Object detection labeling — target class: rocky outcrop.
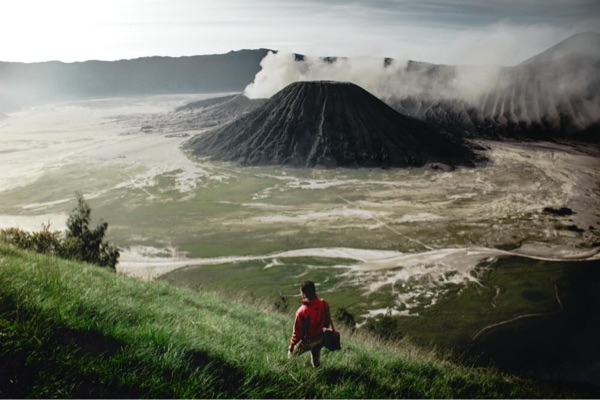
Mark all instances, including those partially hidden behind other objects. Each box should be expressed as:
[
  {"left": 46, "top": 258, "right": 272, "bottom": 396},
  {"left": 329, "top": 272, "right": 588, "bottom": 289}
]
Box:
[
  {"left": 186, "top": 81, "right": 480, "bottom": 168},
  {"left": 125, "top": 93, "right": 267, "bottom": 135},
  {"left": 174, "top": 94, "right": 267, "bottom": 128}
]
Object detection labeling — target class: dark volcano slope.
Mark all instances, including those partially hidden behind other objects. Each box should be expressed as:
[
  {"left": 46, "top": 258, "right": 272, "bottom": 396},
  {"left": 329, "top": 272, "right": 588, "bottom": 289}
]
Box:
[
  {"left": 186, "top": 81, "right": 479, "bottom": 168},
  {"left": 387, "top": 33, "right": 600, "bottom": 141}
]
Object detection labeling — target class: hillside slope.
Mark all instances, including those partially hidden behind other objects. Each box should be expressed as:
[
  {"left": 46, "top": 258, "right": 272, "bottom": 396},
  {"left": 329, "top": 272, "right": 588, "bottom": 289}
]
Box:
[
  {"left": 0, "top": 243, "right": 593, "bottom": 398},
  {"left": 386, "top": 33, "right": 600, "bottom": 140}
]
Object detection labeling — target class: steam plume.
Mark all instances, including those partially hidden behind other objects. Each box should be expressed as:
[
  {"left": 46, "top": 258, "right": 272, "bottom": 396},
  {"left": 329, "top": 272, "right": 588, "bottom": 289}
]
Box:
[{"left": 243, "top": 51, "right": 502, "bottom": 105}]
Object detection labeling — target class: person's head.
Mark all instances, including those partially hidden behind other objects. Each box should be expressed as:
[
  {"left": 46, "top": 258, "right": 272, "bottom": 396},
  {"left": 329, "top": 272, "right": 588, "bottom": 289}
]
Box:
[{"left": 300, "top": 281, "right": 317, "bottom": 300}]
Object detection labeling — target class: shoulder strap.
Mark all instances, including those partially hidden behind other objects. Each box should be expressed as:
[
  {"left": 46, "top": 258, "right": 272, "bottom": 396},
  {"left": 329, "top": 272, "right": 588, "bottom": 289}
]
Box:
[{"left": 324, "top": 300, "right": 335, "bottom": 331}]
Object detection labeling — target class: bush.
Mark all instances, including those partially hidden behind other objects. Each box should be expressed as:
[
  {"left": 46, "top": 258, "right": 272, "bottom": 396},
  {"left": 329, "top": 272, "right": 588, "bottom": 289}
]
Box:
[
  {"left": 30, "top": 223, "right": 63, "bottom": 254},
  {"left": 335, "top": 307, "right": 357, "bottom": 331},
  {"left": 274, "top": 292, "right": 289, "bottom": 312},
  {"left": 0, "top": 194, "right": 119, "bottom": 269},
  {"left": 0, "top": 224, "right": 62, "bottom": 255},
  {"left": 62, "top": 193, "right": 120, "bottom": 269},
  {"left": 363, "top": 310, "right": 402, "bottom": 341},
  {"left": 0, "top": 227, "right": 31, "bottom": 249}
]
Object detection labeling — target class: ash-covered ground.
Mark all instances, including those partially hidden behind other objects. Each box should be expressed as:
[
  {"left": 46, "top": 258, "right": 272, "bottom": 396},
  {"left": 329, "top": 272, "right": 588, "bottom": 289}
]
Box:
[{"left": 1, "top": 95, "right": 599, "bottom": 314}]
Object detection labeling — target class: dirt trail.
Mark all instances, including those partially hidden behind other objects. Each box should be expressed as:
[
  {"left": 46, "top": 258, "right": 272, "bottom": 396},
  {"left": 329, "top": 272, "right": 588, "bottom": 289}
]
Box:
[{"left": 472, "top": 283, "right": 564, "bottom": 341}]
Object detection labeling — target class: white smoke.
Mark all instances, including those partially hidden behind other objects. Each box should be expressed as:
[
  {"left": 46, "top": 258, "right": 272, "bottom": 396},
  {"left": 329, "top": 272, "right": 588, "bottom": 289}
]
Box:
[
  {"left": 242, "top": 41, "right": 600, "bottom": 131},
  {"left": 243, "top": 51, "right": 502, "bottom": 104},
  {"left": 243, "top": 52, "right": 402, "bottom": 99}
]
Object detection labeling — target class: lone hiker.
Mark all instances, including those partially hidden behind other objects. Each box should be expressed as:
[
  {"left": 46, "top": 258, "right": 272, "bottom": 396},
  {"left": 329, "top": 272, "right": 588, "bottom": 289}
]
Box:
[{"left": 288, "top": 281, "right": 333, "bottom": 368}]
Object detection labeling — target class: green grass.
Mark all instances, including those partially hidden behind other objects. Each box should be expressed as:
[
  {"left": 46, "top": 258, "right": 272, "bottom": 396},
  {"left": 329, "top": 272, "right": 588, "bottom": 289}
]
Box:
[
  {"left": 158, "top": 252, "right": 600, "bottom": 394},
  {"left": 159, "top": 257, "right": 400, "bottom": 324},
  {"left": 395, "top": 257, "right": 600, "bottom": 345},
  {"left": 0, "top": 243, "right": 595, "bottom": 398}
]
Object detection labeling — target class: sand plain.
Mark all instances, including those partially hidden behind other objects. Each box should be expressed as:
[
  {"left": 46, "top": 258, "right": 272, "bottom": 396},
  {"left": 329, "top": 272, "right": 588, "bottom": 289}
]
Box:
[{"left": 1, "top": 95, "right": 599, "bottom": 312}]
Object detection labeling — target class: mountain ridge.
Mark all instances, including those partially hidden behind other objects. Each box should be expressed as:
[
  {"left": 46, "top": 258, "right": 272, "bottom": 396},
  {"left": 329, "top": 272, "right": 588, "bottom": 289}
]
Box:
[
  {"left": 198, "top": 32, "right": 597, "bottom": 142},
  {"left": 520, "top": 31, "right": 600, "bottom": 65},
  {"left": 0, "top": 49, "right": 272, "bottom": 112},
  {"left": 2, "top": 33, "right": 598, "bottom": 141},
  {"left": 382, "top": 32, "right": 600, "bottom": 141}
]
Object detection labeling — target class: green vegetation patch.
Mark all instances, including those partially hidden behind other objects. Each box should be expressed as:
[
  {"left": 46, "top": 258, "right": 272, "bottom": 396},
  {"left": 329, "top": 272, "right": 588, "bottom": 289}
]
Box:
[
  {"left": 384, "top": 256, "right": 600, "bottom": 388},
  {"left": 159, "top": 257, "right": 406, "bottom": 323},
  {"left": 1, "top": 244, "right": 588, "bottom": 398},
  {"left": 160, "top": 252, "right": 600, "bottom": 393},
  {"left": 160, "top": 257, "right": 359, "bottom": 311}
]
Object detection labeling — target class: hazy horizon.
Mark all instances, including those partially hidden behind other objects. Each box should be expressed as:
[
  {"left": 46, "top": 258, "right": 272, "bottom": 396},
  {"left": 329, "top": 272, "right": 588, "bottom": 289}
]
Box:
[{"left": 1, "top": 0, "right": 599, "bottom": 65}]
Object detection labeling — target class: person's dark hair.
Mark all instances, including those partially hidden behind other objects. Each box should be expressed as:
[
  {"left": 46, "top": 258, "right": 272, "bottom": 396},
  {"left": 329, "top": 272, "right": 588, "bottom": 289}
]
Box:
[{"left": 301, "top": 281, "right": 317, "bottom": 299}]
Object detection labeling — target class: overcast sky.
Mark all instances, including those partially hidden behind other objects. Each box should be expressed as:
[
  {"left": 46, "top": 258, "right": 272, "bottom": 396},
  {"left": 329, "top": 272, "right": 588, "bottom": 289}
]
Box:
[{"left": 1, "top": 0, "right": 598, "bottom": 65}]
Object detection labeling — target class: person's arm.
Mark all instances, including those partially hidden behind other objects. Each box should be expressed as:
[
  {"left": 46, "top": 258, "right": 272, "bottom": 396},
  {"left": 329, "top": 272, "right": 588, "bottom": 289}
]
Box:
[
  {"left": 324, "top": 301, "right": 334, "bottom": 330},
  {"left": 289, "top": 310, "right": 304, "bottom": 350}
]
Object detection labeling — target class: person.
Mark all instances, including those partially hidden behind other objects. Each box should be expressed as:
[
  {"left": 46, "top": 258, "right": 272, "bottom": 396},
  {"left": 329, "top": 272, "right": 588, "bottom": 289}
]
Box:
[{"left": 288, "top": 281, "right": 333, "bottom": 368}]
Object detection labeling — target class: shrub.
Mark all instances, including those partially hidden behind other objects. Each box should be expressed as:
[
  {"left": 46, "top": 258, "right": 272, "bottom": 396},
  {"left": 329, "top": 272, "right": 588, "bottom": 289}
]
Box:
[
  {"left": 274, "top": 292, "right": 289, "bottom": 312},
  {"left": 363, "top": 309, "right": 402, "bottom": 340},
  {"left": 335, "top": 307, "right": 357, "bottom": 331},
  {"left": 62, "top": 193, "right": 120, "bottom": 269},
  {"left": 0, "top": 224, "right": 62, "bottom": 255},
  {"left": 0, "top": 194, "right": 119, "bottom": 269},
  {"left": 0, "top": 227, "right": 31, "bottom": 249},
  {"left": 30, "top": 223, "right": 63, "bottom": 254}
]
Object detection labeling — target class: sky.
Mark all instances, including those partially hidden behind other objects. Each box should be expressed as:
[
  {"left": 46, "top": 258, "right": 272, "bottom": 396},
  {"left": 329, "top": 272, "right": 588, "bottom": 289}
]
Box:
[{"left": 1, "top": 0, "right": 599, "bottom": 65}]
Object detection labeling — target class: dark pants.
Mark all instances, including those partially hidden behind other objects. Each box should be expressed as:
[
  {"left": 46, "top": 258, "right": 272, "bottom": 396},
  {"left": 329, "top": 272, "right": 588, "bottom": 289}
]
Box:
[{"left": 288, "top": 337, "right": 324, "bottom": 368}]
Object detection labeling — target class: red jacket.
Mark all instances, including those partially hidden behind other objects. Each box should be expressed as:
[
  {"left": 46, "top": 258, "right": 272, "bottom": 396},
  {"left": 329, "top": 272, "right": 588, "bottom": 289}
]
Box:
[{"left": 289, "top": 297, "right": 331, "bottom": 349}]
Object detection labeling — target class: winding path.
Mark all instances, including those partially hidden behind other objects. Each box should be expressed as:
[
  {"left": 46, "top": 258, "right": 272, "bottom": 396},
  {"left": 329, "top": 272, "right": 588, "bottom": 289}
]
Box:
[{"left": 472, "top": 283, "right": 563, "bottom": 341}]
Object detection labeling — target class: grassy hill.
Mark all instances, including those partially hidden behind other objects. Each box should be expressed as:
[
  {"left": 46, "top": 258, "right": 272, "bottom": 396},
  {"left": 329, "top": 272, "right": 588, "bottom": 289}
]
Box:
[{"left": 0, "top": 243, "right": 593, "bottom": 398}]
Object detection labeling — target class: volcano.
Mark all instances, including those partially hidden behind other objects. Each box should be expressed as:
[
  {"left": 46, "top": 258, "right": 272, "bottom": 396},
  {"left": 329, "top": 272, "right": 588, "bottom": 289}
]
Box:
[
  {"left": 387, "top": 32, "right": 600, "bottom": 141},
  {"left": 186, "top": 81, "right": 479, "bottom": 168}
]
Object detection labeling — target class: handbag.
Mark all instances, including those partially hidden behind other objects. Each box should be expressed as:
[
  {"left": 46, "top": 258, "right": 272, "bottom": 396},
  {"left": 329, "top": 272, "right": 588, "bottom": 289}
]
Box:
[
  {"left": 323, "top": 329, "right": 341, "bottom": 351},
  {"left": 323, "top": 301, "right": 341, "bottom": 351}
]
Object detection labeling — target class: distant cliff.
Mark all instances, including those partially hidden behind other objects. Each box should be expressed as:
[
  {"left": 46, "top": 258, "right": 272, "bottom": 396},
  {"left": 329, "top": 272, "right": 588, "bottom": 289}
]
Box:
[
  {"left": 386, "top": 33, "right": 600, "bottom": 141},
  {"left": 0, "top": 49, "right": 271, "bottom": 112}
]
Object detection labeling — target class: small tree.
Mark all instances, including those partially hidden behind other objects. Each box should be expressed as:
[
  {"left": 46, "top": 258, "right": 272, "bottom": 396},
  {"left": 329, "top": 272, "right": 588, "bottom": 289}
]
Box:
[{"left": 61, "top": 193, "right": 120, "bottom": 269}]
